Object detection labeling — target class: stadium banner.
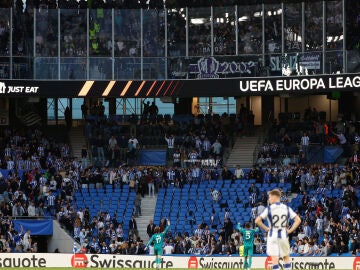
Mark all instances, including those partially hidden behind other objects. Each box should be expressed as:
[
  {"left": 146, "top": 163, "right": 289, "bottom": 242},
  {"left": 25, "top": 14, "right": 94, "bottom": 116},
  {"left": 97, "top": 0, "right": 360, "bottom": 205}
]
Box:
[
  {"left": 0, "top": 253, "right": 358, "bottom": 269},
  {"left": 269, "top": 52, "right": 322, "bottom": 76},
  {"left": 0, "top": 73, "right": 359, "bottom": 98},
  {"left": 13, "top": 219, "right": 53, "bottom": 236}
]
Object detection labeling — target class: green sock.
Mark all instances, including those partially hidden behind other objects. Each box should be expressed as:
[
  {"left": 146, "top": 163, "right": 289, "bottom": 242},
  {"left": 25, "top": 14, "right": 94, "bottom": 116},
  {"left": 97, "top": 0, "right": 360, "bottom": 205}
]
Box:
[
  {"left": 249, "top": 257, "right": 252, "bottom": 268},
  {"left": 244, "top": 258, "right": 248, "bottom": 268}
]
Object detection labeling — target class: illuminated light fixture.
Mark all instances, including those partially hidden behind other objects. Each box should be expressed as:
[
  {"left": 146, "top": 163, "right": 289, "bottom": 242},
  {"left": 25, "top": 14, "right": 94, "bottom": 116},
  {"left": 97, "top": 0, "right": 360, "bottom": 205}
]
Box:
[
  {"left": 238, "top": 16, "right": 249, "bottom": 21},
  {"left": 191, "top": 18, "right": 205, "bottom": 24},
  {"left": 78, "top": 81, "right": 94, "bottom": 96},
  {"left": 254, "top": 11, "right": 263, "bottom": 17},
  {"left": 120, "top": 81, "right": 132, "bottom": 97},
  {"left": 102, "top": 81, "right": 116, "bottom": 96}
]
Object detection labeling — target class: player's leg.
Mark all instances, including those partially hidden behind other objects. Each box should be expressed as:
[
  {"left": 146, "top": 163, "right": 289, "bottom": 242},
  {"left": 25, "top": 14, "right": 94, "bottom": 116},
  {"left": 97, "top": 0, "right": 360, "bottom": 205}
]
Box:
[
  {"left": 271, "top": 256, "right": 280, "bottom": 270},
  {"left": 154, "top": 247, "right": 160, "bottom": 270},
  {"left": 279, "top": 238, "right": 292, "bottom": 270},
  {"left": 247, "top": 245, "right": 254, "bottom": 269},
  {"left": 243, "top": 246, "right": 249, "bottom": 269},
  {"left": 244, "top": 256, "right": 248, "bottom": 269},
  {"left": 266, "top": 237, "right": 280, "bottom": 270},
  {"left": 155, "top": 246, "right": 163, "bottom": 269}
]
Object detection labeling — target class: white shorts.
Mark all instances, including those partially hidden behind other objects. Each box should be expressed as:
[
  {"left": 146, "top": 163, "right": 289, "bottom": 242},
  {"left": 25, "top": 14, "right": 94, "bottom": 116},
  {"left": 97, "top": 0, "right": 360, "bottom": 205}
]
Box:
[{"left": 266, "top": 234, "right": 290, "bottom": 257}]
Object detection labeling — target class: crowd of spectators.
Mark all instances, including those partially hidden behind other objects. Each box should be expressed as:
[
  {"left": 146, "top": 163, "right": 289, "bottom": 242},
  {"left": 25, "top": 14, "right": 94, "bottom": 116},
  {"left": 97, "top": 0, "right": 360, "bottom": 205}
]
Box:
[
  {"left": 85, "top": 110, "right": 237, "bottom": 168},
  {"left": 0, "top": 106, "right": 359, "bottom": 257},
  {"left": 64, "top": 160, "right": 360, "bottom": 257}
]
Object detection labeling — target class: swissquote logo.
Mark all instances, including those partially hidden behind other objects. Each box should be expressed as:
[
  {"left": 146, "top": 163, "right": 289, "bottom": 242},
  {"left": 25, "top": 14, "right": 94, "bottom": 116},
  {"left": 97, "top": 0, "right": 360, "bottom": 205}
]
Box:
[
  {"left": 188, "top": 256, "right": 199, "bottom": 268},
  {"left": 265, "top": 256, "right": 273, "bottom": 270},
  {"left": 0, "top": 81, "right": 39, "bottom": 94},
  {"left": 71, "top": 254, "right": 89, "bottom": 268},
  {"left": 353, "top": 257, "right": 360, "bottom": 270}
]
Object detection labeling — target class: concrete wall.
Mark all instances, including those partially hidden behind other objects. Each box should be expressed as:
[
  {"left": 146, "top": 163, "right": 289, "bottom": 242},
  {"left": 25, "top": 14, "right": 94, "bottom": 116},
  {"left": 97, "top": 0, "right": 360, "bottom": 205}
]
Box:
[{"left": 48, "top": 220, "right": 78, "bottom": 253}]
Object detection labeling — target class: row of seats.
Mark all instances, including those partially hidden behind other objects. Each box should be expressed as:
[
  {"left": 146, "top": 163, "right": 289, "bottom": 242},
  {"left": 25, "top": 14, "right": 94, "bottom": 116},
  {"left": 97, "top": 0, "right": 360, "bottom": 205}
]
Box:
[
  {"left": 73, "top": 185, "right": 136, "bottom": 231},
  {"left": 72, "top": 180, "right": 293, "bottom": 237},
  {"left": 154, "top": 181, "right": 291, "bottom": 233}
]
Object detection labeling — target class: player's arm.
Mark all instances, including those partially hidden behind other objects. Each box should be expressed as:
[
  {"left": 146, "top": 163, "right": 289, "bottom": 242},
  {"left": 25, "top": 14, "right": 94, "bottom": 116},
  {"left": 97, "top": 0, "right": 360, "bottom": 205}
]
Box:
[
  {"left": 255, "top": 215, "right": 269, "bottom": 232},
  {"left": 287, "top": 215, "right": 301, "bottom": 234},
  {"left": 144, "top": 235, "right": 154, "bottom": 250},
  {"left": 236, "top": 223, "right": 242, "bottom": 232},
  {"left": 163, "top": 219, "right": 171, "bottom": 235}
]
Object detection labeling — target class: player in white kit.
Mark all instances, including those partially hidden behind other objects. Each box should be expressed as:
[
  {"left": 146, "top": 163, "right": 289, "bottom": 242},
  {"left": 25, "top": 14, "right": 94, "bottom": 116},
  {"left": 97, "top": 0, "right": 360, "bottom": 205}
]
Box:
[{"left": 255, "top": 189, "right": 301, "bottom": 270}]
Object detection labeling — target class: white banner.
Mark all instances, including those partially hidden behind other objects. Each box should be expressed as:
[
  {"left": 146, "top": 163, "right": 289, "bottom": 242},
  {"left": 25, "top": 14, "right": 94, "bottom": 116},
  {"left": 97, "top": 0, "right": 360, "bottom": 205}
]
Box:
[{"left": 0, "top": 253, "right": 358, "bottom": 269}]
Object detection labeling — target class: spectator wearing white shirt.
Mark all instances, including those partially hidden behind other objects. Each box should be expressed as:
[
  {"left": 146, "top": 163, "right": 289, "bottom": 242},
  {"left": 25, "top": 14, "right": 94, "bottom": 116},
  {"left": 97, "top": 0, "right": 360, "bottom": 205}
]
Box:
[
  {"left": 163, "top": 240, "right": 174, "bottom": 254},
  {"left": 234, "top": 165, "right": 244, "bottom": 179},
  {"left": 27, "top": 201, "right": 36, "bottom": 217},
  {"left": 300, "top": 132, "right": 310, "bottom": 159}
]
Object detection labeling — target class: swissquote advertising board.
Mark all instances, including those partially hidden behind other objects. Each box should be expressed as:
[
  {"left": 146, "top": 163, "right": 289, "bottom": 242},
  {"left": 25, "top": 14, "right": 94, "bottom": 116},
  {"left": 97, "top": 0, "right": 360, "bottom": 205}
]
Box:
[
  {"left": 0, "top": 253, "right": 359, "bottom": 269},
  {"left": 0, "top": 73, "right": 359, "bottom": 97}
]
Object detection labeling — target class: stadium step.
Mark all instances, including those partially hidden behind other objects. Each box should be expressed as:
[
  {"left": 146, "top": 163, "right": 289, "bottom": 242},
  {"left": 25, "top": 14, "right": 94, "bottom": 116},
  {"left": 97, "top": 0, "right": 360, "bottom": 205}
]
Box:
[
  {"left": 68, "top": 126, "right": 90, "bottom": 164},
  {"left": 135, "top": 194, "right": 158, "bottom": 242},
  {"left": 225, "top": 126, "right": 267, "bottom": 168}
]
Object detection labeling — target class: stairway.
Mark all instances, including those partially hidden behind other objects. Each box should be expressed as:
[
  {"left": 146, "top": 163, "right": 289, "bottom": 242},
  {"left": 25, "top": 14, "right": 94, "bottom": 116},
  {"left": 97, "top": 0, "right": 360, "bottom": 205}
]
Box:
[
  {"left": 136, "top": 194, "right": 157, "bottom": 242},
  {"left": 68, "top": 126, "right": 88, "bottom": 160},
  {"left": 225, "top": 136, "right": 259, "bottom": 168}
]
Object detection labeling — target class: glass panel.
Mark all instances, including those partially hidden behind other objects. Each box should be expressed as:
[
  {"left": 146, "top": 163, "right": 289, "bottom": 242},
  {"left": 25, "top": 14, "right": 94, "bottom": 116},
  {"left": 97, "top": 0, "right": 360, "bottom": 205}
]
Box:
[
  {"left": 237, "top": 5, "right": 262, "bottom": 54},
  {"left": 89, "top": 58, "right": 113, "bottom": 79},
  {"left": 143, "top": 58, "right": 166, "bottom": 79},
  {"left": 13, "top": 8, "right": 33, "bottom": 57},
  {"left": 305, "top": 2, "right": 323, "bottom": 51},
  {"left": 211, "top": 97, "right": 236, "bottom": 115},
  {"left": 0, "top": 57, "right": 9, "bottom": 79},
  {"left": 57, "top": 98, "right": 69, "bottom": 120},
  {"left": 154, "top": 98, "right": 174, "bottom": 116},
  {"left": 89, "top": 9, "right": 112, "bottom": 56},
  {"left": 114, "top": 58, "right": 141, "bottom": 80},
  {"left": 72, "top": 98, "right": 85, "bottom": 119},
  {"left": 34, "top": 57, "right": 58, "bottom": 79},
  {"left": 115, "top": 98, "right": 138, "bottom": 115},
  {"left": 167, "top": 57, "right": 189, "bottom": 79},
  {"left": 345, "top": 0, "right": 360, "bottom": 50},
  {"left": 60, "top": 9, "right": 87, "bottom": 57},
  {"left": 47, "top": 98, "right": 55, "bottom": 120},
  {"left": 0, "top": 9, "right": 10, "bottom": 56},
  {"left": 60, "top": 57, "right": 87, "bottom": 79},
  {"left": 114, "top": 9, "right": 140, "bottom": 57},
  {"left": 167, "top": 8, "right": 186, "bottom": 57},
  {"left": 284, "top": 3, "right": 302, "bottom": 52},
  {"left": 265, "top": 4, "right": 282, "bottom": 54},
  {"left": 347, "top": 50, "right": 360, "bottom": 73},
  {"left": 325, "top": 51, "right": 343, "bottom": 74},
  {"left": 326, "top": 1, "right": 343, "bottom": 51},
  {"left": 13, "top": 57, "right": 32, "bottom": 79},
  {"left": 35, "top": 8, "right": 58, "bottom": 56},
  {"left": 213, "top": 6, "right": 236, "bottom": 55},
  {"left": 188, "top": 7, "right": 211, "bottom": 56},
  {"left": 143, "top": 9, "right": 165, "bottom": 57}
]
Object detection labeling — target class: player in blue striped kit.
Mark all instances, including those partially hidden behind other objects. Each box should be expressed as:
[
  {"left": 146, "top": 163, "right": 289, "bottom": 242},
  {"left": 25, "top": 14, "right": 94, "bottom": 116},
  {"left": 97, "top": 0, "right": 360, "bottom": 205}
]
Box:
[{"left": 255, "top": 189, "right": 301, "bottom": 270}]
